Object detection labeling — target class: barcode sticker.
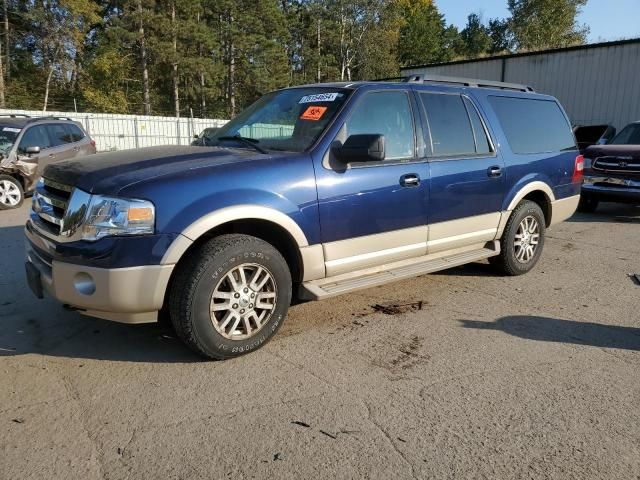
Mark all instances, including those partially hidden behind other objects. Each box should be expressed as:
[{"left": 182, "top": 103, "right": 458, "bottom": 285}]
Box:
[{"left": 299, "top": 93, "right": 339, "bottom": 104}]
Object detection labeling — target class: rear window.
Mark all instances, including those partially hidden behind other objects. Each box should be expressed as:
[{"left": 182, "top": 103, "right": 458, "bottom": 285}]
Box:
[
  {"left": 67, "top": 124, "right": 85, "bottom": 142},
  {"left": 489, "top": 96, "right": 576, "bottom": 154},
  {"left": 47, "top": 124, "right": 73, "bottom": 146},
  {"left": 420, "top": 93, "right": 476, "bottom": 156}
]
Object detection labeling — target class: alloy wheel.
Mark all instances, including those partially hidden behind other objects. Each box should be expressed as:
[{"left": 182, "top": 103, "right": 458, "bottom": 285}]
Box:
[
  {"left": 514, "top": 215, "right": 540, "bottom": 263},
  {"left": 0, "top": 179, "right": 21, "bottom": 207},
  {"left": 209, "top": 263, "right": 278, "bottom": 340}
]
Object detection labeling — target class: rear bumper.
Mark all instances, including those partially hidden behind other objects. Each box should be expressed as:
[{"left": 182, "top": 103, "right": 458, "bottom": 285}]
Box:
[
  {"left": 26, "top": 236, "right": 173, "bottom": 324},
  {"left": 550, "top": 195, "right": 580, "bottom": 226},
  {"left": 582, "top": 175, "right": 640, "bottom": 204}
]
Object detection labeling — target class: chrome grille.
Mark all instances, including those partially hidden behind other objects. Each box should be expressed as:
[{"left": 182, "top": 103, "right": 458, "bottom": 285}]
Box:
[
  {"left": 592, "top": 156, "right": 640, "bottom": 174},
  {"left": 31, "top": 178, "right": 91, "bottom": 241},
  {"left": 33, "top": 178, "right": 73, "bottom": 235}
]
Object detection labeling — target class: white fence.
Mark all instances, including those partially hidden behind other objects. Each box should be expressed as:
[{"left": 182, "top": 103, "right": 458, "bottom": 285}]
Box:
[{"left": 0, "top": 109, "right": 228, "bottom": 152}]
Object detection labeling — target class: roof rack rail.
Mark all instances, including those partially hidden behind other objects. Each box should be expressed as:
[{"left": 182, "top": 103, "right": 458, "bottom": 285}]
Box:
[
  {"left": 38, "top": 115, "right": 74, "bottom": 121},
  {"left": 0, "top": 113, "right": 31, "bottom": 118},
  {"left": 404, "top": 74, "right": 534, "bottom": 92}
]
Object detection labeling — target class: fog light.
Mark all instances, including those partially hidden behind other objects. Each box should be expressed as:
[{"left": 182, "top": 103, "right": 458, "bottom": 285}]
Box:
[{"left": 73, "top": 272, "right": 96, "bottom": 296}]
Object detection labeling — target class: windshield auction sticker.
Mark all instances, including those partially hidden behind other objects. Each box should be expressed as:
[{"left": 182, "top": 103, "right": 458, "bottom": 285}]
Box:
[
  {"left": 2, "top": 127, "right": 21, "bottom": 133},
  {"left": 299, "top": 93, "right": 339, "bottom": 104},
  {"left": 300, "top": 106, "right": 328, "bottom": 121}
]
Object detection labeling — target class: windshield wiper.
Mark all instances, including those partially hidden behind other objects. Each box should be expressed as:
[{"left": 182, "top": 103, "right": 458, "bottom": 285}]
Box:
[{"left": 217, "top": 135, "right": 268, "bottom": 154}]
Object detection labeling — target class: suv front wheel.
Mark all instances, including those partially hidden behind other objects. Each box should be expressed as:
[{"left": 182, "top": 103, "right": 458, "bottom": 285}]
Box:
[
  {"left": 169, "top": 234, "right": 292, "bottom": 360},
  {"left": 0, "top": 175, "right": 24, "bottom": 210},
  {"left": 490, "top": 200, "right": 546, "bottom": 276}
]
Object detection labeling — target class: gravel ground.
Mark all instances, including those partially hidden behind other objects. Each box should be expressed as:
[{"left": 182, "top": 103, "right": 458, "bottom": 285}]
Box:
[{"left": 1, "top": 202, "right": 639, "bottom": 480}]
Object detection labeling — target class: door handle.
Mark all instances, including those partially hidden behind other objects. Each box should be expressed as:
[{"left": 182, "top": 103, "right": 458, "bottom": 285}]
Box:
[
  {"left": 400, "top": 174, "right": 420, "bottom": 187},
  {"left": 48, "top": 154, "right": 56, "bottom": 158},
  {"left": 487, "top": 166, "right": 502, "bottom": 178}
]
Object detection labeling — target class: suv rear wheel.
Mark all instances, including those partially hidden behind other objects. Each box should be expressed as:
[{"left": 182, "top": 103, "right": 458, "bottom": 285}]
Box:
[
  {"left": 0, "top": 175, "right": 24, "bottom": 210},
  {"left": 490, "top": 200, "right": 546, "bottom": 276},
  {"left": 169, "top": 234, "right": 292, "bottom": 360}
]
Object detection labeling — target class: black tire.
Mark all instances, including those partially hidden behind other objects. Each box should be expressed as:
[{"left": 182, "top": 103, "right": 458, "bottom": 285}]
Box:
[
  {"left": 0, "top": 174, "right": 24, "bottom": 210},
  {"left": 490, "top": 200, "right": 546, "bottom": 276},
  {"left": 169, "top": 234, "right": 292, "bottom": 360},
  {"left": 577, "top": 194, "right": 599, "bottom": 213}
]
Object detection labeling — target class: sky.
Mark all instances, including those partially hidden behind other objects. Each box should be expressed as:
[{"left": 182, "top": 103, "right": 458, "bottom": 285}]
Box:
[{"left": 436, "top": 0, "right": 640, "bottom": 43}]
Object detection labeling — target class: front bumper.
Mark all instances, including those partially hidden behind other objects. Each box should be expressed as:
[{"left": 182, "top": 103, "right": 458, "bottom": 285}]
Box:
[
  {"left": 25, "top": 233, "right": 174, "bottom": 324},
  {"left": 582, "top": 175, "right": 640, "bottom": 204}
]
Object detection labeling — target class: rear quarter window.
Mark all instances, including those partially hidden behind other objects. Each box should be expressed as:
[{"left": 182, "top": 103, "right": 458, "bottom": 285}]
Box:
[{"left": 489, "top": 96, "right": 576, "bottom": 154}]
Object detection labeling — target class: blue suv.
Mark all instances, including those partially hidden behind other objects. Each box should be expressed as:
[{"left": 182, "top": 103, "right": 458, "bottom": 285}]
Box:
[{"left": 24, "top": 76, "right": 583, "bottom": 359}]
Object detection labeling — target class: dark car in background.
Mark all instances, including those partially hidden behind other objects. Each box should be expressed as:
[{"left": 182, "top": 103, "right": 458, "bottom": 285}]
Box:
[
  {"left": 573, "top": 124, "right": 616, "bottom": 154},
  {"left": 0, "top": 115, "right": 96, "bottom": 209},
  {"left": 191, "top": 127, "right": 220, "bottom": 146},
  {"left": 579, "top": 121, "right": 640, "bottom": 212}
]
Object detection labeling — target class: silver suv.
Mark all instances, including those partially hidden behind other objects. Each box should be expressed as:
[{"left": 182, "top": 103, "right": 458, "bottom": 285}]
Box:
[{"left": 0, "top": 115, "right": 96, "bottom": 209}]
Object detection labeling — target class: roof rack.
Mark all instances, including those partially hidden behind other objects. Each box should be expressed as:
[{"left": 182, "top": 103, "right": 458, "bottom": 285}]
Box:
[
  {"left": 0, "top": 113, "right": 31, "bottom": 118},
  {"left": 39, "top": 115, "right": 74, "bottom": 121},
  {"left": 404, "top": 74, "right": 535, "bottom": 92}
]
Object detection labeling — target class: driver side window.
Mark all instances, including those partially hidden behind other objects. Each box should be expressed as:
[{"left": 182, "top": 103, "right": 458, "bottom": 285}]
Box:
[
  {"left": 345, "top": 91, "right": 415, "bottom": 161},
  {"left": 18, "top": 126, "right": 51, "bottom": 154}
]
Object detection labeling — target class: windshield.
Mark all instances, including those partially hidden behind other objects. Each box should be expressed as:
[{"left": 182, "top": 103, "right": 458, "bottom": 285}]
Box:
[
  {"left": 208, "top": 87, "right": 351, "bottom": 152},
  {"left": 610, "top": 123, "right": 640, "bottom": 145},
  {"left": 0, "top": 125, "right": 21, "bottom": 155}
]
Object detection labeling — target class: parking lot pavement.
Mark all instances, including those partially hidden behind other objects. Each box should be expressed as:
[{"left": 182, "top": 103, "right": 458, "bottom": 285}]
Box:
[{"left": 1, "top": 202, "right": 639, "bottom": 480}]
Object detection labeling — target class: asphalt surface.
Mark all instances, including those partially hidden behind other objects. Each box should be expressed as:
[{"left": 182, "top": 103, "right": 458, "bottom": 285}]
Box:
[{"left": 1, "top": 201, "right": 639, "bottom": 480}]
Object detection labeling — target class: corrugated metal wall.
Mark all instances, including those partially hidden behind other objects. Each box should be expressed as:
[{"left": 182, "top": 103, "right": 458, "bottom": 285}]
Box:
[{"left": 402, "top": 40, "right": 640, "bottom": 130}]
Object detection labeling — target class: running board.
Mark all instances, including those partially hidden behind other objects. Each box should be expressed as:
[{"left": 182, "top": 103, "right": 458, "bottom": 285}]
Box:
[{"left": 300, "top": 242, "right": 500, "bottom": 301}]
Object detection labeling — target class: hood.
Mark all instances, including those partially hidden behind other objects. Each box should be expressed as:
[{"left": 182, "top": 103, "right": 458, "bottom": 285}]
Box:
[
  {"left": 584, "top": 144, "right": 640, "bottom": 160},
  {"left": 43, "top": 145, "right": 265, "bottom": 194}
]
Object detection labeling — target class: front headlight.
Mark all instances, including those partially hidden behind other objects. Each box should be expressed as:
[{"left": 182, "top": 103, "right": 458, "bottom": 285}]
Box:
[{"left": 82, "top": 195, "right": 155, "bottom": 241}]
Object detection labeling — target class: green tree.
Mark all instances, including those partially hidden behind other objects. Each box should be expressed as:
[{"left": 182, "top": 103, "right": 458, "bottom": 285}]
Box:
[
  {"left": 397, "top": 0, "right": 456, "bottom": 66},
  {"left": 487, "top": 18, "right": 514, "bottom": 54},
  {"left": 508, "top": 0, "right": 589, "bottom": 51},
  {"left": 460, "top": 13, "right": 491, "bottom": 58}
]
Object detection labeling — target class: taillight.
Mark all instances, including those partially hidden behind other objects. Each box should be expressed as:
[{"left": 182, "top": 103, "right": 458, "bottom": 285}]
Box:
[
  {"left": 90, "top": 139, "right": 96, "bottom": 150},
  {"left": 573, "top": 154, "right": 584, "bottom": 183}
]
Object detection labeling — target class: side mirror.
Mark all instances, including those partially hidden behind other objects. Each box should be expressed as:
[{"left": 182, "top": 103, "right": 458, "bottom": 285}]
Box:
[
  {"left": 25, "top": 146, "right": 41, "bottom": 155},
  {"left": 332, "top": 134, "right": 385, "bottom": 163},
  {"left": 193, "top": 134, "right": 199, "bottom": 139}
]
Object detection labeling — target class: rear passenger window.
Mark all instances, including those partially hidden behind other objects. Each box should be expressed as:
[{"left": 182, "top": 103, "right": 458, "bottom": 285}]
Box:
[
  {"left": 420, "top": 93, "right": 476, "bottom": 156},
  {"left": 47, "top": 124, "right": 73, "bottom": 147},
  {"left": 67, "top": 124, "right": 85, "bottom": 142},
  {"left": 489, "top": 96, "right": 576, "bottom": 154},
  {"left": 463, "top": 97, "right": 492, "bottom": 155}
]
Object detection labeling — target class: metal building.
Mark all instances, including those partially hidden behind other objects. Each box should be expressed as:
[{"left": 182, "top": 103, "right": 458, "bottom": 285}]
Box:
[{"left": 401, "top": 38, "right": 640, "bottom": 130}]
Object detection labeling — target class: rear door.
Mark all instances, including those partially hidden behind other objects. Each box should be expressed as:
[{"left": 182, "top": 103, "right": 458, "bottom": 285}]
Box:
[
  {"left": 45, "top": 123, "right": 77, "bottom": 165},
  {"left": 418, "top": 91, "right": 505, "bottom": 253}
]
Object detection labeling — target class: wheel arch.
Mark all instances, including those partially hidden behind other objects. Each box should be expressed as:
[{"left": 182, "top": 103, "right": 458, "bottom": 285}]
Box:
[
  {"left": 162, "top": 205, "right": 322, "bottom": 284},
  {"left": 505, "top": 181, "right": 555, "bottom": 227}
]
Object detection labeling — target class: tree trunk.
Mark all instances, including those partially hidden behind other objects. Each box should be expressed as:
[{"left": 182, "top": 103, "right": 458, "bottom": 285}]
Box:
[
  {"left": 228, "top": 14, "right": 236, "bottom": 117},
  {"left": 316, "top": 19, "right": 321, "bottom": 83},
  {"left": 43, "top": 65, "right": 54, "bottom": 112},
  {"left": 3, "top": 0, "right": 8, "bottom": 81},
  {"left": 0, "top": 40, "right": 5, "bottom": 108},
  {"left": 137, "top": 0, "right": 151, "bottom": 115},
  {"left": 171, "top": 1, "right": 179, "bottom": 118},
  {"left": 197, "top": 11, "right": 206, "bottom": 117}
]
